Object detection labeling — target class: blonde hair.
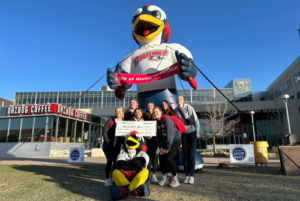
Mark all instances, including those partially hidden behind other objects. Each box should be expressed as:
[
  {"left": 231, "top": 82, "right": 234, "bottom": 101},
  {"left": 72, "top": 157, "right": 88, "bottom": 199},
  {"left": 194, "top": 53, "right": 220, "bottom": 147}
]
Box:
[
  {"left": 130, "top": 98, "right": 139, "bottom": 106},
  {"left": 153, "top": 106, "right": 163, "bottom": 119},
  {"left": 177, "top": 95, "right": 184, "bottom": 101},
  {"left": 115, "top": 106, "right": 124, "bottom": 118}
]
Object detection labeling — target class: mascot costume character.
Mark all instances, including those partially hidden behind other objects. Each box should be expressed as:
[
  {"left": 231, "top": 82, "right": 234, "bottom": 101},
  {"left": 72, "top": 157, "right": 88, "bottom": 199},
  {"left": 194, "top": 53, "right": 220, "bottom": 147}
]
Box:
[
  {"left": 107, "top": 4, "right": 198, "bottom": 109},
  {"left": 111, "top": 131, "right": 150, "bottom": 200}
]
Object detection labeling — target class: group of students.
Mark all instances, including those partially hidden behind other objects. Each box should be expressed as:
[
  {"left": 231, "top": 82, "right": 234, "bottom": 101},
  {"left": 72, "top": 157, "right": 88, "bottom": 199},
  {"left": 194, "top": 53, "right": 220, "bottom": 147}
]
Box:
[{"left": 102, "top": 96, "right": 200, "bottom": 188}]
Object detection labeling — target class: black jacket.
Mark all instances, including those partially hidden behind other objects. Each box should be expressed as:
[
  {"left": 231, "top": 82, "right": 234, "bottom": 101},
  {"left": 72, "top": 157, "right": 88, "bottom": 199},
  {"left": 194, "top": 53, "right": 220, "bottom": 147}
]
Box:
[
  {"left": 124, "top": 109, "right": 134, "bottom": 120},
  {"left": 143, "top": 112, "right": 154, "bottom": 121},
  {"left": 103, "top": 117, "right": 123, "bottom": 145}
]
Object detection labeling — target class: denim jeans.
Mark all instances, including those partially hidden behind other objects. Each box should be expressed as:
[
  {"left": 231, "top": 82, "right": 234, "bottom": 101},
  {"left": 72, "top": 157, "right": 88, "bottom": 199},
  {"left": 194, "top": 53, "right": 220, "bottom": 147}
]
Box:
[{"left": 181, "top": 131, "right": 196, "bottom": 176}]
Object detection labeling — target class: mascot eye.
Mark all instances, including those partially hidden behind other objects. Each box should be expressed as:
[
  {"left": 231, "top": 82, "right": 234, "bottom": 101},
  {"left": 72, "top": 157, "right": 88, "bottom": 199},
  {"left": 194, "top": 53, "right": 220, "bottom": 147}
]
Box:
[
  {"left": 136, "top": 137, "right": 141, "bottom": 141},
  {"left": 132, "top": 15, "right": 138, "bottom": 24},
  {"left": 151, "top": 11, "right": 161, "bottom": 19}
]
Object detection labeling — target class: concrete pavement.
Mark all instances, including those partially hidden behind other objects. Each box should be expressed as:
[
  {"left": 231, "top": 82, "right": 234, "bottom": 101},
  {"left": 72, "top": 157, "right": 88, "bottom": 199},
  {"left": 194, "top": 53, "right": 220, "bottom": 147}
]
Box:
[{"left": 0, "top": 156, "right": 281, "bottom": 167}]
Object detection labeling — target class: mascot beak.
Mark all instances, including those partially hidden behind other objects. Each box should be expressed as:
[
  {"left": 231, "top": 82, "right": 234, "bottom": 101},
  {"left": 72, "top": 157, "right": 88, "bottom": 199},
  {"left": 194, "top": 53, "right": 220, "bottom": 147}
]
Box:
[
  {"left": 133, "top": 14, "right": 164, "bottom": 43},
  {"left": 125, "top": 136, "right": 140, "bottom": 149}
]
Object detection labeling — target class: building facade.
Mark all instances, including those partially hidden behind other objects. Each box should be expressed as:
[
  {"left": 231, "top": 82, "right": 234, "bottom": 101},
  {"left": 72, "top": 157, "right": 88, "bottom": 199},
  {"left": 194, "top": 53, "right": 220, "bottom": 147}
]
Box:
[
  {"left": 0, "top": 104, "right": 107, "bottom": 157},
  {"left": 9, "top": 56, "right": 300, "bottom": 151}
]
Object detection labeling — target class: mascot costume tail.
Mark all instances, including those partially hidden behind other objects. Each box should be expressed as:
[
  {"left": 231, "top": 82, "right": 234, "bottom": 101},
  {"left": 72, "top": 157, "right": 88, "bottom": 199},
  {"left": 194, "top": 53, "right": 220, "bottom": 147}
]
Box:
[
  {"left": 107, "top": 4, "right": 198, "bottom": 109},
  {"left": 111, "top": 131, "right": 150, "bottom": 200}
]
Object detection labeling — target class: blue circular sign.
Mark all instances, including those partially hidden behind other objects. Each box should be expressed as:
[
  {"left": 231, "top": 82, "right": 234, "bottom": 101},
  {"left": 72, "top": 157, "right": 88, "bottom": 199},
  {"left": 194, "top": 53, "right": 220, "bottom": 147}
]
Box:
[
  {"left": 232, "top": 147, "right": 247, "bottom": 161},
  {"left": 70, "top": 149, "right": 80, "bottom": 161}
]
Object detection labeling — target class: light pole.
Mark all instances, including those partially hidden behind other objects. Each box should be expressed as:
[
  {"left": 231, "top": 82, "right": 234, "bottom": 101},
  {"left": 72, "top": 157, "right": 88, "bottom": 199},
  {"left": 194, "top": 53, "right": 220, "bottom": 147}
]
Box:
[
  {"left": 281, "top": 94, "right": 292, "bottom": 136},
  {"left": 232, "top": 121, "right": 236, "bottom": 144},
  {"left": 250, "top": 111, "right": 256, "bottom": 142}
]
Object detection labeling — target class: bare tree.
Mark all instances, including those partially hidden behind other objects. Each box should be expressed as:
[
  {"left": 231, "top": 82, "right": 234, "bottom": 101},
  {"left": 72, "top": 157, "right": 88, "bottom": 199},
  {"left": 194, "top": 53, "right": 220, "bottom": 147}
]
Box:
[
  {"left": 268, "top": 109, "right": 285, "bottom": 142},
  {"left": 202, "top": 96, "right": 240, "bottom": 154}
]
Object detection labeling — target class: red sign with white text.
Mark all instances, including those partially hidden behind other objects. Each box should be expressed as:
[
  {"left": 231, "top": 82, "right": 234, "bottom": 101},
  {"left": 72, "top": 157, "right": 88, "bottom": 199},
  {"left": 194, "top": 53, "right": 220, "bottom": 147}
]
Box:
[
  {"left": 115, "top": 62, "right": 181, "bottom": 86},
  {"left": 234, "top": 125, "right": 242, "bottom": 136},
  {"left": 7, "top": 104, "right": 87, "bottom": 120}
]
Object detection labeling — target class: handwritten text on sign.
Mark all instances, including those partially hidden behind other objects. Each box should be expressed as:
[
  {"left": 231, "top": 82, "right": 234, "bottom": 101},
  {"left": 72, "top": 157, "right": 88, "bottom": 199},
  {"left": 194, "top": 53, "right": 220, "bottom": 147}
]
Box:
[{"left": 115, "top": 121, "right": 156, "bottom": 137}]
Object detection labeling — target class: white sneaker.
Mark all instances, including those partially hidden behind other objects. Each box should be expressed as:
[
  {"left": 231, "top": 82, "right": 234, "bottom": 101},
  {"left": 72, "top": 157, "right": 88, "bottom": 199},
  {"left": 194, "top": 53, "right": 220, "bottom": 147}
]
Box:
[
  {"left": 183, "top": 176, "right": 189, "bottom": 184},
  {"left": 104, "top": 178, "right": 114, "bottom": 187},
  {"left": 158, "top": 176, "right": 169, "bottom": 186},
  {"left": 169, "top": 177, "right": 180, "bottom": 188},
  {"left": 150, "top": 175, "right": 158, "bottom": 183},
  {"left": 188, "top": 176, "right": 194, "bottom": 184}
]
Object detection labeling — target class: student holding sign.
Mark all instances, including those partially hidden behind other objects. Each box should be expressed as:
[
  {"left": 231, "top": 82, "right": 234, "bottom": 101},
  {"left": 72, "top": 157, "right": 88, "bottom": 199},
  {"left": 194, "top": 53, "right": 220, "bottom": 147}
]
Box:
[
  {"left": 129, "top": 108, "right": 144, "bottom": 122},
  {"left": 103, "top": 106, "right": 124, "bottom": 187},
  {"left": 154, "top": 107, "right": 182, "bottom": 188}
]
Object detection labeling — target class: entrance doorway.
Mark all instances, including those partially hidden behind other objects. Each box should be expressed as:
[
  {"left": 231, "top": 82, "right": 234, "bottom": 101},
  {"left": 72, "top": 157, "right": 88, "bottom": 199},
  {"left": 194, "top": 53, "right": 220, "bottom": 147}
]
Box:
[{"left": 91, "top": 125, "right": 100, "bottom": 148}]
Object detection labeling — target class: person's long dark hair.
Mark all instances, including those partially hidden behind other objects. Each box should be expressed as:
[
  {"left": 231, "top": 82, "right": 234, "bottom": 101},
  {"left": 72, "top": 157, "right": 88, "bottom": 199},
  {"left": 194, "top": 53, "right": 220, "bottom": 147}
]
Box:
[
  {"left": 144, "top": 102, "right": 155, "bottom": 120},
  {"left": 161, "top": 100, "right": 178, "bottom": 117},
  {"left": 129, "top": 108, "right": 144, "bottom": 120}
]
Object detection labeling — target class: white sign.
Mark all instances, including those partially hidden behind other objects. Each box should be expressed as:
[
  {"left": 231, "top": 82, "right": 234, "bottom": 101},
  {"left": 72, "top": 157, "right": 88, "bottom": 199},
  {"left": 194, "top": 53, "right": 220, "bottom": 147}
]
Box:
[
  {"left": 243, "top": 133, "right": 247, "bottom": 138},
  {"left": 68, "top": 147, "right": 85, "bottom": 163},
  {"left": 115, "top": 121, "right": 156, "bottom": 137},
  {"left": 229, "top": 144, "right": 254, "bottom": 164}
]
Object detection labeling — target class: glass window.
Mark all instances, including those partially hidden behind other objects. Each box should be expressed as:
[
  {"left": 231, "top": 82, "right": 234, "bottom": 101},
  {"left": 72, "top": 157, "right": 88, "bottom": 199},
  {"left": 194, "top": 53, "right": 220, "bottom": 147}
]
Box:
[
  {"left": 75, "top": 122, "right": 83, "bottom": 143},
  {"left": 57, "top": 117, "right": 67, "bottom": 142},
  {"left": 283, "top": 79, "right": 292, "bottom": 91},
  {"left": 269, "top": 94, "right": 274, "bottom": 100},
  {"left": 33, "top": 117, "right": 47, "bottom": 142},
  {"left": 20, "top": 117, "right": 34, "bottom": 142},
  {"left": 8, "top": 118, "right": 21, "bottom": 142},
  {"left": 46, "top": 116, "right": 55, "bottom": 141},
  {"left": 67, "top": 119, "right": 75, "bottom": 143},
  {"left": 0, "top": 107, "right": 8, "bottom": 117},
  {"left": 83, "top": 123, "right": 90, "bottom": 144},
  {"left": 0, "top": 119, "right": 9, "bottom": 142},
  {"left": 275, "top": 87, "right": 282, "bottom": 98},
  {"left": 294, "top": 71, "right": 300, "bottom": 83}
]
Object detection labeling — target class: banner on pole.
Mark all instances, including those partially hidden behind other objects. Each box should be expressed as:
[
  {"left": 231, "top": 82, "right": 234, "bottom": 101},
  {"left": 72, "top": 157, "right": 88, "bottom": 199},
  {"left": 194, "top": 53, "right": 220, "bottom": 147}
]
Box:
[
  {"left": 115, "top": 62, "right": 180, "bottom": 86},
  {"left": 229, "top": 144, "right": 254, "bottom": 164},
  {"left": 234, "top": 125, "right": 242, "bottom": 136},
  {"left": 68, "top": 147, "right": 85, "bottom": 163},
  {"left": 116, "top": 121, "right": 156, "bottom": 136}
]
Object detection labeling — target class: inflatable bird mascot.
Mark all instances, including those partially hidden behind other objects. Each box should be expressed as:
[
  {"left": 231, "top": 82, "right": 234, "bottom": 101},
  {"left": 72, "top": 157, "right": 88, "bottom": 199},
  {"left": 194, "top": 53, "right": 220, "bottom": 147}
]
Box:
[
  {"left": 111, "top": 131, "right": 150, "bottom": 200},
  {"left": 107, "top": 4, "right": 197, "bottom": 109}
]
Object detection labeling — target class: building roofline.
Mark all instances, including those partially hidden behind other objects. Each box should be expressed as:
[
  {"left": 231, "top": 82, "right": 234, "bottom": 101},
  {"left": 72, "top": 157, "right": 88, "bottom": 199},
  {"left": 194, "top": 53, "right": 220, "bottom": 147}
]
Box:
[{"left": 265, "top": 55, "right": 300, "bottom": 92}]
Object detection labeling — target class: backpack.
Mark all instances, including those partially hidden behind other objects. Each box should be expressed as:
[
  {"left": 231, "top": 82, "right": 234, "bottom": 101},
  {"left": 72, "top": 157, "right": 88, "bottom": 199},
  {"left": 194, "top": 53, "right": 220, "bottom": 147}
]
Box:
[{"left": 162, "top": 114, "right": 186, "bottom": 134}]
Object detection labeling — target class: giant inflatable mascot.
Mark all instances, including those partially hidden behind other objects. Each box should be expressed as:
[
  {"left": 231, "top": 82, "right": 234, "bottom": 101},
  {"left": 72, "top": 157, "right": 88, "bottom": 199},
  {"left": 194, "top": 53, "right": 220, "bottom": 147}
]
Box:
[
  {"left": 107, "top": 4, "right": 198, "bottom": 109},
  {"left": 110, "top": 131, "right": 150, "bottom": 200}
]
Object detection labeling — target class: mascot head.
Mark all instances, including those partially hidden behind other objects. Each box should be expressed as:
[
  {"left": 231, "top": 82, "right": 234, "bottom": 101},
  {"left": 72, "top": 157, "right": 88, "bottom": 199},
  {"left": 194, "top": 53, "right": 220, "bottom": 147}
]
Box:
[
  {"left": 132, "top": 4, "right": 171, "bottom": 46},
  {"left": 123, "top": 131, "right": 147, "bottom": 158}
]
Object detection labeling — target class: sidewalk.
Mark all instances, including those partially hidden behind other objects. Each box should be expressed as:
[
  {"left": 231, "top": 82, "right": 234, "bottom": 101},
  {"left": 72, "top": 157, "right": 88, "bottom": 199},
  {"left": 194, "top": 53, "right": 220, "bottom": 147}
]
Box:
[{"left": 0, "top": 156, "right": 281, "bottom": 167}]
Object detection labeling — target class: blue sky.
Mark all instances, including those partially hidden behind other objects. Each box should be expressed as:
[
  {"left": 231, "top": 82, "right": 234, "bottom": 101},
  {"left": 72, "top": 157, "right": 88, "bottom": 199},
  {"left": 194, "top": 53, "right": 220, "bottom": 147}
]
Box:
[{"left": 1, "top": 0, "right": 299, "bottom": 101}]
